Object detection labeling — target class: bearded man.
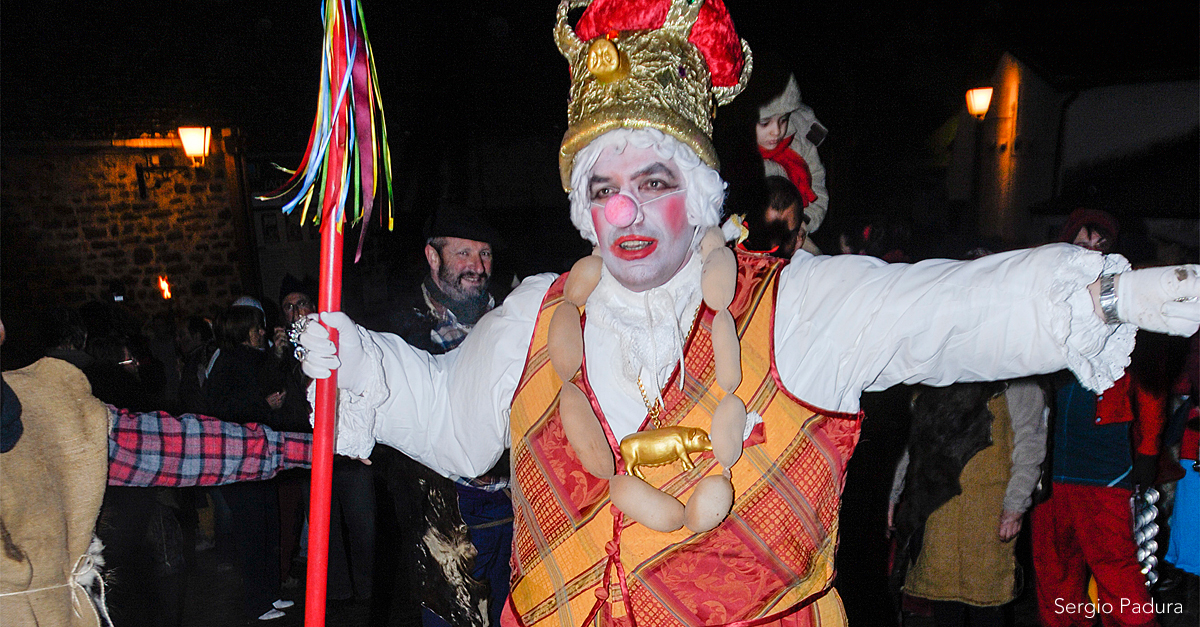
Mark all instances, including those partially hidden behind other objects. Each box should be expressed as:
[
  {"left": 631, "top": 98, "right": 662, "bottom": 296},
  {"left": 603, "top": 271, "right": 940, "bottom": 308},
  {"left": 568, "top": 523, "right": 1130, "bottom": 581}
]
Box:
[
  {"left": 295, "top": 1, "right": 1200, "bottom": 625},
  {"left": 369, "top": 204, "right": 512, "bottom": 627},
  {"left": 388, "top": 205, "right": 499, "bottom": 353}
]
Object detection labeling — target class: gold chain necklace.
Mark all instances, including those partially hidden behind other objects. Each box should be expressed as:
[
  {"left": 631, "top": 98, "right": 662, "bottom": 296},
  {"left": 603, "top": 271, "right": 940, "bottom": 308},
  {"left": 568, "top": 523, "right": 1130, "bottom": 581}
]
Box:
[
  {"left": 634, "top": 303, "right": 702, "bottom": 429},
  {"left": 636, "top": 376, "right": 664, "bottom": 428}
]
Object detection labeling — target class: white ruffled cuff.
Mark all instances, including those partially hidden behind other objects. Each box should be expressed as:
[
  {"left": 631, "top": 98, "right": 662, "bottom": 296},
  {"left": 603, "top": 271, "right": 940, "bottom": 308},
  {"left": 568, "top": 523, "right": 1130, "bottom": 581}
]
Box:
[
  {"left": 307, "top": 325, "right": 389, "bottom": 459},
  {"left": 1057, "top": 250, "right": 1135, "bottom": 393}
]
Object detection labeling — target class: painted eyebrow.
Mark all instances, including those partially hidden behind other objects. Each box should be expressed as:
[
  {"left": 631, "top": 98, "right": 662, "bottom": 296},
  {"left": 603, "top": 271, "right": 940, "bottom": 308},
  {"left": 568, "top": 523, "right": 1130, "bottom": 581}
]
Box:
[
  {"left": 588, "top": 162, "right": 676, "bottom": 190},
  {"left": 632, "top": 162, "right": 676, "bottom": 181},
  {"left": 587, "top": 174, "right": 614, "bottom": 190}
]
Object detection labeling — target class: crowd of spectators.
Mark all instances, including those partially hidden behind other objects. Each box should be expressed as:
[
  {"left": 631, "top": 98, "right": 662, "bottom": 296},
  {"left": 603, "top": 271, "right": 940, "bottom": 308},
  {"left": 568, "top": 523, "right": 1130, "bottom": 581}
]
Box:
[{"left": 5, "top": 181, "right": 1196, "bottom": 627}]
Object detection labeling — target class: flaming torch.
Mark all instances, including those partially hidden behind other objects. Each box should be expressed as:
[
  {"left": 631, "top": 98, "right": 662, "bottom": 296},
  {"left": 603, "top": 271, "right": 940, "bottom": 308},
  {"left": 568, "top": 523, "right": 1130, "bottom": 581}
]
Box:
[{"left": 158, "top": 276, "right": 172, "bottom": 300}]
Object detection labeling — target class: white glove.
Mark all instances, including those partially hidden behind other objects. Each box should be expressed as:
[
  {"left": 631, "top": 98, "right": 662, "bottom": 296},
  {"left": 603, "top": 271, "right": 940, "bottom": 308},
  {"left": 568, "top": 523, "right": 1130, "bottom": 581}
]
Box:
[
  {"left": 297, "top": 312, "right": 369, "bottom": 391},
  {"left": 1116, "top": 265, "right": 1200, "bottom": 336}
]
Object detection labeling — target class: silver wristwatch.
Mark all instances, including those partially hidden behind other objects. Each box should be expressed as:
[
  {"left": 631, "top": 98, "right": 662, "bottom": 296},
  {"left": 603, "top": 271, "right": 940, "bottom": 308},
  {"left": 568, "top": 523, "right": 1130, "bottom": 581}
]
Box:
[{"left": 1099, "top": 274, "right": 1120, "bottom": 325}]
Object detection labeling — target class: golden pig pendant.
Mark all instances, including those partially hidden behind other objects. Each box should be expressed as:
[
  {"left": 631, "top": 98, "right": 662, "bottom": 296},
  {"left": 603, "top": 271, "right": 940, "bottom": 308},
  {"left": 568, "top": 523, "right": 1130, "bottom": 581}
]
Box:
[{"left": 620, "top": 426, "right": 713, "bottom": 481}]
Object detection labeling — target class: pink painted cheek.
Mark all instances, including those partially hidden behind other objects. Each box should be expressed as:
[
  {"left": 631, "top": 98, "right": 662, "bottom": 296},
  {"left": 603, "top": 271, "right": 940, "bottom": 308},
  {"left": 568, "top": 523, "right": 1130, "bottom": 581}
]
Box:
[
  {"left": 603, "top": 194, "right": 638, "bottom": 228},
  {"left": 590, "top": 204, "right": 608, "bottom": 240},
  {"left": 661, "top": 195, "right": 689, "bottom": 236}
]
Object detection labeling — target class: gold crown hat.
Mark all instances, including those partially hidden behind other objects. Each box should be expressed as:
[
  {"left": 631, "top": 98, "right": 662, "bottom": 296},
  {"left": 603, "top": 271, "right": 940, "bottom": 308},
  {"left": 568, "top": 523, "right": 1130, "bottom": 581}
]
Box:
[{"left": 555, "top": 0, "right": 753, "bottom": 190}]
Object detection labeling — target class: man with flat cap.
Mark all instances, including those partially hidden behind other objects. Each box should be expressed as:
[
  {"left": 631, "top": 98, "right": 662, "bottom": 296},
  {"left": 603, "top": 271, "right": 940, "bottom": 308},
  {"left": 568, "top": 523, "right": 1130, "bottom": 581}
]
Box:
[
  {"left": 386, "top": 203, "right": 502, "bottom": 353},
  {"left": 372, "top": 203, "right": 511, "bottom": 627}
]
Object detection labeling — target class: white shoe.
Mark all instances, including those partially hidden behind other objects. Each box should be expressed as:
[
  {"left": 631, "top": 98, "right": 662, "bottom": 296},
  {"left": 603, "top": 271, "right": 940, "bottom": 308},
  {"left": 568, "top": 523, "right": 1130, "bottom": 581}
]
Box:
[
  {"left": 272, "top": 599, "right": 295, "bottom": 610},
  {"left": 257, "top": 609, "right": 286, "bottom": 621}
]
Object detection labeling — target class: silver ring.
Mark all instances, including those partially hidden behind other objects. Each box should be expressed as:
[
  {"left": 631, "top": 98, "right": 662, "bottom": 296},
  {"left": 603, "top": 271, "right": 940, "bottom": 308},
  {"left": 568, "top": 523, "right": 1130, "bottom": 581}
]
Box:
[
  {"left": 288, "top": 317, "right": 309, "bottom": 344},
  {"left": 293, "top": 345, "right": 308, "bottom": 361}
]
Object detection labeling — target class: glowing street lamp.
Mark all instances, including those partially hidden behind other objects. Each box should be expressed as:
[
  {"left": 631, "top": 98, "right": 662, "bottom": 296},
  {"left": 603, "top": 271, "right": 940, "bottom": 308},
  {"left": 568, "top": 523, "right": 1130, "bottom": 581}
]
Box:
[
  {"left": 177, "top": 126, "right": 212, "bottom": 166},
  {"left": 965, "top": 86, "right": 994, "bottom": 221},
  {"left": 966, "top": 87, "right": 994, "bottom": 120}
]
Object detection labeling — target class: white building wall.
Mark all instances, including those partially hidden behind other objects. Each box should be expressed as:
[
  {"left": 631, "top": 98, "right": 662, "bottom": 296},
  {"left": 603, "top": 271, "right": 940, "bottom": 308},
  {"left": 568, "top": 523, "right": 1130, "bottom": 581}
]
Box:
[{"left": 950, "top": 52, "right": 1197, "bottom": 247}]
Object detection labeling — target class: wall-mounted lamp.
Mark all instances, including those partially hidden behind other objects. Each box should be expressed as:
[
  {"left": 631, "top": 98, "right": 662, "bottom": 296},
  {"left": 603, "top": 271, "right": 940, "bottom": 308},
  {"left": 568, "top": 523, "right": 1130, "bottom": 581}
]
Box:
[
  {"left": 136, "top": 126, "right": 213, "bottom": 198},
  {"left": 966, "top": 87, "right": 994, "bottom": 120},
  {"left": 966, "top": 87, "right": 994, "bottom": 214},
  {"left": 177, "top": 127, "right": 211, "bottom": 166}
]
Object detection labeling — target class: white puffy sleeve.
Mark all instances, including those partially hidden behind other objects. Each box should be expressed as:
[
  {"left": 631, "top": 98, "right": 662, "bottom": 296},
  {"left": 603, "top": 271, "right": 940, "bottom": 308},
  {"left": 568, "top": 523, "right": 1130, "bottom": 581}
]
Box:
[
  {"left": 772, "top": 244, "right": 1135, "bottom": 414},
  {"left": 331, "top": 273, "right": 557, "bottom": 478}
]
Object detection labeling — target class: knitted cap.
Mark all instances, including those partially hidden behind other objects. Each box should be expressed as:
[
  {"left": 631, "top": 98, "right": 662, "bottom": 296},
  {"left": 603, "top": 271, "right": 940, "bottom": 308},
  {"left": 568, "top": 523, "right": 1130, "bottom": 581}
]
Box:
[{"left": 1058, "top": 208, "right": 1119, "bottom": 244}]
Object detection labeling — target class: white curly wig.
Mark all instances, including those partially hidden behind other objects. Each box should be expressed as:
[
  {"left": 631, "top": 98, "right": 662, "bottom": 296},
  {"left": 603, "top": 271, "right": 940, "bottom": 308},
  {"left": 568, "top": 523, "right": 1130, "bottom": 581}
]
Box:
[{"left": 567, "top": 128, "right": 727, "bottom": 247}]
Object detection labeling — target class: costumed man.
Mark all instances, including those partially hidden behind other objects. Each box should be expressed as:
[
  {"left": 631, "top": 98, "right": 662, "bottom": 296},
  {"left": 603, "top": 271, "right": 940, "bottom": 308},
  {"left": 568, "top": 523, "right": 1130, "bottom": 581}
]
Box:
[
  {"left": 293, "top": 1, "right": 1200, "bottom": 625},
  {"left": 1031, "top": 209, "right": 1171, "bottom": 627},
  {"left": 370, "top": 204, "right": 512, "bottom": 627}
]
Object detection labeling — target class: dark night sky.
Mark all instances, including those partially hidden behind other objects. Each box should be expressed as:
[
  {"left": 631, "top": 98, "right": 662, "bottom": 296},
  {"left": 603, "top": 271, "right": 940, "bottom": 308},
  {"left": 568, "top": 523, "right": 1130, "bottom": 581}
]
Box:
[
  {"left": 2, "top": 0, "right": 1196, "bottom": 252},
  {"left": 4, "top": 1, "right": 1194, "bottom": 145}
]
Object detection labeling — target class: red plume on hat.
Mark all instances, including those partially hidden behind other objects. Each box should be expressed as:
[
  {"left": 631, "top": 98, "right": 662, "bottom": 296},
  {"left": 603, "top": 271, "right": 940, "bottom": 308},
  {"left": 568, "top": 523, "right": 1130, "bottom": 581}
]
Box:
[{"left": 573, "top": 0, "right": 747, "bottom": 87}]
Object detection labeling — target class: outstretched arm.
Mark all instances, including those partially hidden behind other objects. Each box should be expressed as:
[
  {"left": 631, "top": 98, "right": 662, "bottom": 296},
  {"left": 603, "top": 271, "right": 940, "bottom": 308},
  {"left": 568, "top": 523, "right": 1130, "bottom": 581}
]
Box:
[
  {"left": 106, "top": 406, "right": 312, "bottom": 487},
  {"left": 772, "top": 244, "right": 1199, "bottom": 414},
  {"left": 297, "top": 274, "right": 556, "bottom": 479}
]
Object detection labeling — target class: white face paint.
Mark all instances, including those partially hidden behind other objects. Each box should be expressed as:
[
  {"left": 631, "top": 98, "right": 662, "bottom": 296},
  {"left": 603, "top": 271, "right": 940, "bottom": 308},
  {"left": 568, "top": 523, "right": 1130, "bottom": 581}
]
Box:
[
  {"left": 591, "top": 187, "right": 688, "bottom": 229},
  {"left": 587, "top": 144, "right": 696, "bottom": 292}
]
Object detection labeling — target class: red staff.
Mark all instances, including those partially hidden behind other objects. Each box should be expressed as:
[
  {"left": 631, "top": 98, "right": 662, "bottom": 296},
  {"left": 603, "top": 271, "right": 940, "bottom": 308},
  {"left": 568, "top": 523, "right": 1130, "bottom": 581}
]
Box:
[{"left": 257, "top": 1, "right": 392, "bottom": 624}]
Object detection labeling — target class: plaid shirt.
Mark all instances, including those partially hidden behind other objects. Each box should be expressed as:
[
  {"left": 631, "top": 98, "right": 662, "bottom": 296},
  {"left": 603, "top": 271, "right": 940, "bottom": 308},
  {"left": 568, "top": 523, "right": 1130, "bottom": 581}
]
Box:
[
  {"left": 107, "top": 405, "right": 312, "bottom": 487},
  {"left": 423, "top": 283, "right": 494, "bottom": 352}
]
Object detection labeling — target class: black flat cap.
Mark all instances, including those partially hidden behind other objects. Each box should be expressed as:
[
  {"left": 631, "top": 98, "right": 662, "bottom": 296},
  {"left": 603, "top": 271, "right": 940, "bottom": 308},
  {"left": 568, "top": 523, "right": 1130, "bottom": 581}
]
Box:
[{"left": 423, "top": 203, "right": 502, "bottom": 247}]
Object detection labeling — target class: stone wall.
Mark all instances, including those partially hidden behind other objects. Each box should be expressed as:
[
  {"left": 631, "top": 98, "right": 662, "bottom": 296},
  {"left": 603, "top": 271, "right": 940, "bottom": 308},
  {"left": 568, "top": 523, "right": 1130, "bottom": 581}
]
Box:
[{"left": 1, "top": 129, "right": 257, "bottom": 366}]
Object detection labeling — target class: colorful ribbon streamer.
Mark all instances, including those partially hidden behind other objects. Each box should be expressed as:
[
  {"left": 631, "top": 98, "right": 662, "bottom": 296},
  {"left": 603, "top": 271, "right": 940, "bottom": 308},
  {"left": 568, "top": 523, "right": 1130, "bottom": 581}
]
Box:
[{"left": 258, "top": 0, "right": 393, "bottom": 261}]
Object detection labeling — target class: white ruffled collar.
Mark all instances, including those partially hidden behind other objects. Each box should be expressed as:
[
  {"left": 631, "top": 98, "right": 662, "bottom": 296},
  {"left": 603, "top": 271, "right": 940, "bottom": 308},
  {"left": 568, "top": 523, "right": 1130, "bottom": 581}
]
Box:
[{"left": 586, "top": 252, "right": 703, "bottom": 402}]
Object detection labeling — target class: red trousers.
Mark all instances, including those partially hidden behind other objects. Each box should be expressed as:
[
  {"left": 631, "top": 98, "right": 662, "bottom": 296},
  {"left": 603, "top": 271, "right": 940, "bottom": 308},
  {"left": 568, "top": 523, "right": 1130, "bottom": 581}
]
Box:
[{"left": 1031, "top": 483, "right": 1157, "bottom": 627}]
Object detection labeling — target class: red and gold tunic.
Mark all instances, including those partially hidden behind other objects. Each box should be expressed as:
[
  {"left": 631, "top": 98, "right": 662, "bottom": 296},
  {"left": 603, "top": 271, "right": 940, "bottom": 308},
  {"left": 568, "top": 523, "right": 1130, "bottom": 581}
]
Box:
[{"left": 506, "top": 252, "right": 862, "bottom": 627}]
